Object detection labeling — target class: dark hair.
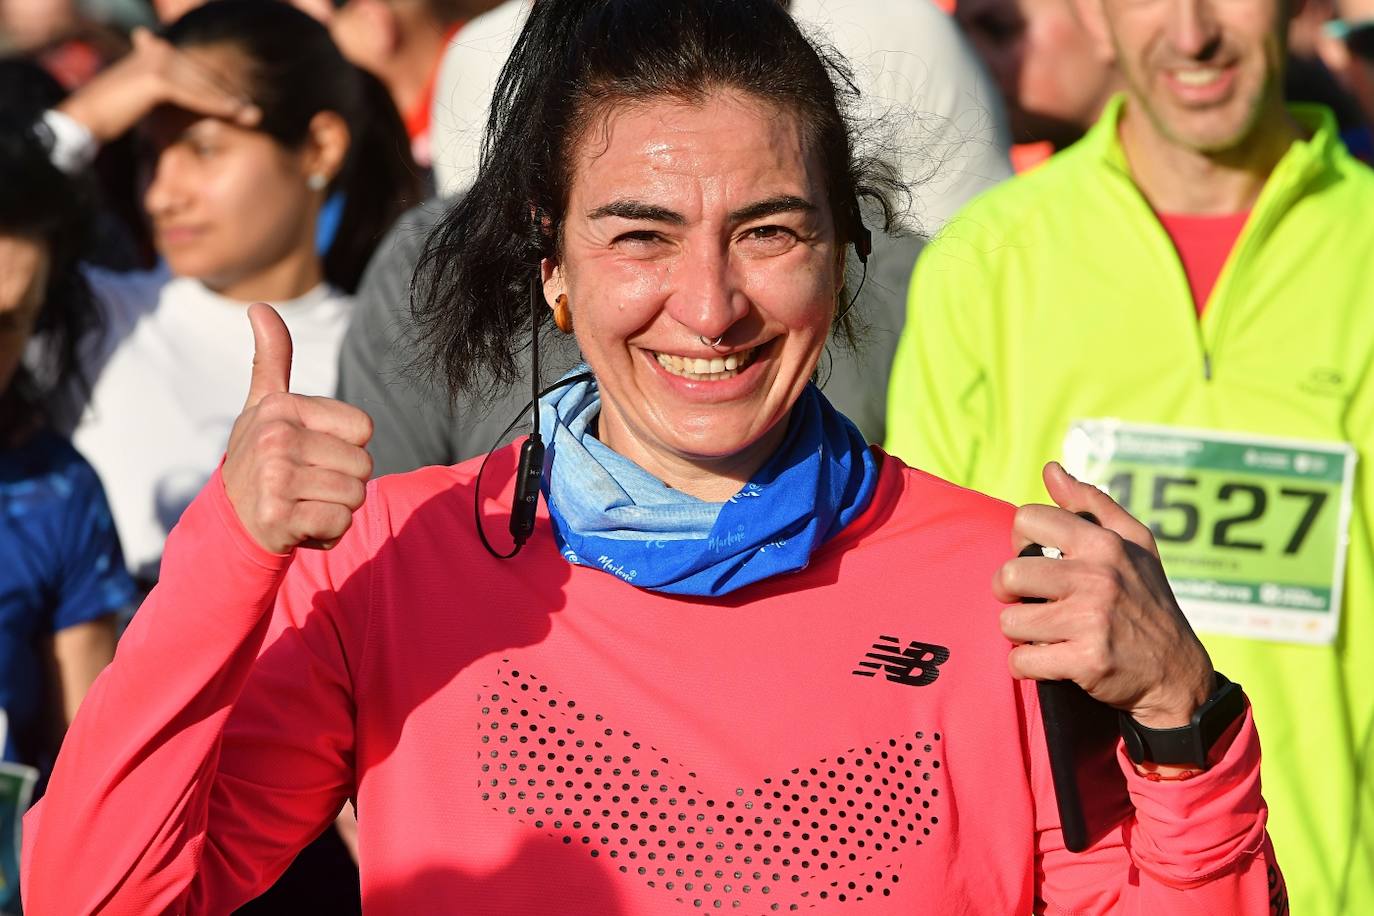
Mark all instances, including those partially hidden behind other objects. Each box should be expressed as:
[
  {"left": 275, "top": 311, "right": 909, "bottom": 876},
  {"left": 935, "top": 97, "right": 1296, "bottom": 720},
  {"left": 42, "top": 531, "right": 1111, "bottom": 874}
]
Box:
[
  {"left": 0, "top": 114, "right": 101, "bottom": 441},
  {"left": 414, "top": 0, "right": 902, "bottom": 400},
  {"left": 0, "top": 57, "right": 66, "bottom": 116},
  {"left": 164, "top": 0, "right": 423, "bottom": 293}
]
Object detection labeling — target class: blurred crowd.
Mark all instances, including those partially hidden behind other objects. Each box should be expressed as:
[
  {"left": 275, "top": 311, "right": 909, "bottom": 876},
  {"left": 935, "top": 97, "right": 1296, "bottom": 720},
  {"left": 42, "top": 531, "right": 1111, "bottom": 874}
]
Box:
[{"left": 2, "top": 0, "right": 1373, "bottom": 912}]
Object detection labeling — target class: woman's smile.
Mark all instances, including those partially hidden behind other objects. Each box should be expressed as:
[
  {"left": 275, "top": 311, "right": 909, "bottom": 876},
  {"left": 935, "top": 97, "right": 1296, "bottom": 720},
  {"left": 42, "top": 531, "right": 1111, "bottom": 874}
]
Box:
[
  {"left": 638, "top": 338, "right": 776, "bottom": 410},
  {"left": 651, "top": 344, "right": 760, "bottom": 381}
]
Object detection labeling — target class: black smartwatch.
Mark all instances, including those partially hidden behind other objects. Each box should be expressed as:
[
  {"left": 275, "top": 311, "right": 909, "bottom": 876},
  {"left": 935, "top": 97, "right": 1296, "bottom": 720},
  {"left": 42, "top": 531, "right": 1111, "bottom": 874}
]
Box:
[{"left": 1119, "top": 672, "right": 1245, "bottom": 770}]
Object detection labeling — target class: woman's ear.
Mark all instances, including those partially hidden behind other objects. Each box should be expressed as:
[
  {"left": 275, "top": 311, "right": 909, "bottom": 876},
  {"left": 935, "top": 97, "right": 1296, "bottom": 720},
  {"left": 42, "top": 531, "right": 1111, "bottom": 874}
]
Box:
[
  {"left": 541, "top": 257, "right": 566, "bottom": 310},
  {"left": 301, "top": 110, "right": 351, "bottom": 188},
  {"left": 1071, "top": 0, "right": 1116, "bottom": 64}
]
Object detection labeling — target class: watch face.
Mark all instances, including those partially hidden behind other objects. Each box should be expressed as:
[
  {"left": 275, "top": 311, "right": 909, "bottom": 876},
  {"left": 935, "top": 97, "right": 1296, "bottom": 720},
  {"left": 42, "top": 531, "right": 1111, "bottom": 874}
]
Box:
[
  {"left": 1197, "top": 678, "right": 1247, "bottom": 761},
  {"left": 1121, "top": 675, "right": 1245, "bottom": 768}
]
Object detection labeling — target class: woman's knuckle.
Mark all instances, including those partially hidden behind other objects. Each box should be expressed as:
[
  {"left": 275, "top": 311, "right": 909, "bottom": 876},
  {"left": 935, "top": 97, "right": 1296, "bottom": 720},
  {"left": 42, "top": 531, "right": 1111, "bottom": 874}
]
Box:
[
  {"left": 257, "top": 497, "right": 288, "bottom": 531},
  {"left": 1086, "top": 525, "right": 1122, "bottom": 558},
  {"left": 327, "top": 504, "right": 354, "bottom": 534},
  {"left": 259, "top": 456, "right": 293, "bottom": 493},
  {"left": 1006, "top": 646, "right": 1027, "bottom": 678},
  {"left": 1078, "top": 642, "right": 1112, "bottom": 683},
  {"left": 997, "top": 562, "right": 1019, "bottom": 594},
  {"left": 1086, "top": 601, "right": 1114, "bottom": 633},
  {"left": 342, "top": 445, "right": 371, "bottom": 481},
  {"left": 1090, "top": 565, "right": 1124, "bottom": 601},
  {"left": 254, "top": 418, "right": 293, "bottom": 452},
  {"left": 261, "top": 391, "right": 298, "bottom": 417},
  {"left": 355, "top": 409, "right": 375, "bottom": 443}
]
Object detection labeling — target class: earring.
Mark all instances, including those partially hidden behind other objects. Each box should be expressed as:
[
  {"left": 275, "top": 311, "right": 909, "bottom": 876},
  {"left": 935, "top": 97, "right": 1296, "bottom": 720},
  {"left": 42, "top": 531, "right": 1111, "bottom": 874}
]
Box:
[
  {"left": 553, "top": 294, "right": 573, "bottom": 333},
  {"left": 307, "top": 173, "right": 328, "bottom": 191}
]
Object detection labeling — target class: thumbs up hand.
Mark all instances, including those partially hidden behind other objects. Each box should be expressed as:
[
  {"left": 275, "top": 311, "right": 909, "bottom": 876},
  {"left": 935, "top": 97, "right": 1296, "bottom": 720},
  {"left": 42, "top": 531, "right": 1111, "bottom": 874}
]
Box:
[{"left": 223, "top": 304, "right": 374, "bottom": 554}]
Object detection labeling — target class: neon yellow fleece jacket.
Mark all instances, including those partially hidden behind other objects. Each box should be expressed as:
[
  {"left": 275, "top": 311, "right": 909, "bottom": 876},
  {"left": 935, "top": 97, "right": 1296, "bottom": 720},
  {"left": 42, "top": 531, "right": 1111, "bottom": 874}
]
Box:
[{"left": 887, "top": 96, "right": 1374, "bottom": 915}]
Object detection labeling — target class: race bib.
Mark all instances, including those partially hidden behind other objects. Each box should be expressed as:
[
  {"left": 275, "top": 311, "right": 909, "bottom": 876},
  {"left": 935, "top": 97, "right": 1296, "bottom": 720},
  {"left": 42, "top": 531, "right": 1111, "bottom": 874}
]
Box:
[{"left": 1063, "top": 420, "right": 1357, "bottom": 645}]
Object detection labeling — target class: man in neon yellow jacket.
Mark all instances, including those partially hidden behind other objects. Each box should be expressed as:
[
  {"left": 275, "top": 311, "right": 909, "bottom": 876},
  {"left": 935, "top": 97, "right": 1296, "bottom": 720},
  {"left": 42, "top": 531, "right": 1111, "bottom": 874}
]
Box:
[{"left": 886, "top": 0, "right": 1374, "bottom": 910}]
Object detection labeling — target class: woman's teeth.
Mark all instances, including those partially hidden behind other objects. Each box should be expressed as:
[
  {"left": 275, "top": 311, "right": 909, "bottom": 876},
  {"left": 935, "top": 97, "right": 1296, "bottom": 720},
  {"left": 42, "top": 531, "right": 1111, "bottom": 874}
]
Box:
[{"left": 655, "top": 347, "right": 756, "bottom": 381}]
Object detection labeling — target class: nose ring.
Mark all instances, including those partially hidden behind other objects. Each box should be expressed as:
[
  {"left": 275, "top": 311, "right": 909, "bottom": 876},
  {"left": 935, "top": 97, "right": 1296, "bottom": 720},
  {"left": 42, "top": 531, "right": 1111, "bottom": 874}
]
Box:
[{"left": 699, "top": 334, "right": 725, "bottom": 349}]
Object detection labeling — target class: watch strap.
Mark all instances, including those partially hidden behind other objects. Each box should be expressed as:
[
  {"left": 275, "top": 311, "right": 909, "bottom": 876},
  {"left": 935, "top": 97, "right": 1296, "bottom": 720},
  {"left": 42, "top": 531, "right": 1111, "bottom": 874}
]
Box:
[{"left": 1119, "top": 672, "right": 1245, "bottom": 769}]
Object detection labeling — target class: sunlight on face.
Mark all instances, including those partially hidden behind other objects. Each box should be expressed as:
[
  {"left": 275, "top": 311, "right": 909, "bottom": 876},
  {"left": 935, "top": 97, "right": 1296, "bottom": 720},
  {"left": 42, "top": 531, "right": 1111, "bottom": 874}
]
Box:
[
  {"left": 1102, "top": 0, "right": 1289, "bottom": 153},
  {"left": 548, "top": 91, "right": 842, "bottom": 487}
]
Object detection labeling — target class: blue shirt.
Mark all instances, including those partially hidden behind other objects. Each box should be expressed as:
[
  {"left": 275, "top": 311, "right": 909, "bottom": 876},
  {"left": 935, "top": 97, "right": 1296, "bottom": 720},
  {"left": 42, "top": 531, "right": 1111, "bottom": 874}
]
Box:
[{"left": 0, "top": 430, "right": 135, "bottom": 771}]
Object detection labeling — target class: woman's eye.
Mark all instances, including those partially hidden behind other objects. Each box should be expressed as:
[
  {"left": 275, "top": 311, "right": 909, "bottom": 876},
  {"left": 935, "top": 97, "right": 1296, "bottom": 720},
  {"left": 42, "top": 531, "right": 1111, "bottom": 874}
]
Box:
[
  {"left": 613, "top": 231, "right": 665, "bottom": 252},
  {"left": 740, "top": 225, "right": 797, "bottom": 250}
]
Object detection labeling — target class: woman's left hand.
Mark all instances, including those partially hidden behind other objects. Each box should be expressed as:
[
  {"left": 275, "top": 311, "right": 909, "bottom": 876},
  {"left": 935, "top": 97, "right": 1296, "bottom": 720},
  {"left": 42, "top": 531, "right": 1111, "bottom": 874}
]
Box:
[{"left": 992, "top": 461, "right": 1214, "bottom": 729}]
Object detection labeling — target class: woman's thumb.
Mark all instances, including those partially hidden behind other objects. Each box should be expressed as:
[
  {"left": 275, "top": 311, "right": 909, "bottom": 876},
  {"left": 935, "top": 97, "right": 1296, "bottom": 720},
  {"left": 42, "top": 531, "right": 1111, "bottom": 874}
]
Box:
[{"left": 244, "top": 303, "right": 293, "bottom": 409}]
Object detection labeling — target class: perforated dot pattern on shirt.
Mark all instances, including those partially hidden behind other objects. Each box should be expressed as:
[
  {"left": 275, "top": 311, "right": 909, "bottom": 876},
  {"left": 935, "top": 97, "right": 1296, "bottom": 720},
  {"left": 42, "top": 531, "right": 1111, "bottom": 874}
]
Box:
[{"left": 477, "top": 664, "right": 946, "bottom": 911}]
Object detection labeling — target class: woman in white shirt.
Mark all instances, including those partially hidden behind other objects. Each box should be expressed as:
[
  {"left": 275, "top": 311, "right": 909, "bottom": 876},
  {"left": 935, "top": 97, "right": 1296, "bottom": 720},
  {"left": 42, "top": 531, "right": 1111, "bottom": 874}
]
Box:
[{"left": 49, "top": 0, "right": 421, "bottom": 583}]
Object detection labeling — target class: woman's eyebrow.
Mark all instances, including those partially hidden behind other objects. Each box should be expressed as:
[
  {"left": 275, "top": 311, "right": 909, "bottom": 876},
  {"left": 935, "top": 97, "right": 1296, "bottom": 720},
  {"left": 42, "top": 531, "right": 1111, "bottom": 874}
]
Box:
[
  {"left": 728, "top": 195, "right": 817, "bottom": 223},
  {"left": 586, "top": 195, "right": 817, "bottom": 225},
  {"left": 587, "top": 200, "right": 686, "bottom": 224}
]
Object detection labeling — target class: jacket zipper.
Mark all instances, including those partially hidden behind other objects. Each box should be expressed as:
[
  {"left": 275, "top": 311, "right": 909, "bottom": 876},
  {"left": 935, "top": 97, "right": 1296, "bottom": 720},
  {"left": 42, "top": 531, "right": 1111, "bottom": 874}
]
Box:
[{"left": 1106, "top": 173, "right": 1213, "bottom": 381}]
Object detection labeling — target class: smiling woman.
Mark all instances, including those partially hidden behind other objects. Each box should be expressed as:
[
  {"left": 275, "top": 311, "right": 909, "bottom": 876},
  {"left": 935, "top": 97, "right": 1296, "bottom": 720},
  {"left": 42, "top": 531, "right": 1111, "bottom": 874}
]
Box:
[{"left": 23, "top": 1, "right": 1286, "bottom": 914}]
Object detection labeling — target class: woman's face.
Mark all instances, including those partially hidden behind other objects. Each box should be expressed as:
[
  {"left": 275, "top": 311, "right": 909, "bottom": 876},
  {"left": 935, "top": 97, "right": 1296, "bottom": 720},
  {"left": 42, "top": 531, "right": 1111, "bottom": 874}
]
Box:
[
  {"left": 548, "top": 91, "right": 842, "bottom": 489},
  {"left": 0, "top": 233, "right": 48, "bottom": 399},
  {"left": 140, "top": 45, "right": 325, "bottom": 295}
]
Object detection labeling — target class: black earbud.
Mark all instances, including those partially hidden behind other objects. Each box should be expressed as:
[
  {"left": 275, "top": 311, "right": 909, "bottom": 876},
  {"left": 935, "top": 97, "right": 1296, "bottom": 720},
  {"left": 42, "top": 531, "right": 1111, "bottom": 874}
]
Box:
[
  {"left": 854, "top": 221, "right": 872, "bottom": 264},
  {"left": 831, "top": 202, "right": 872, "bottom": 326},
  {"left": 851, "top": 196, "right": 871, "bottom": 264}
]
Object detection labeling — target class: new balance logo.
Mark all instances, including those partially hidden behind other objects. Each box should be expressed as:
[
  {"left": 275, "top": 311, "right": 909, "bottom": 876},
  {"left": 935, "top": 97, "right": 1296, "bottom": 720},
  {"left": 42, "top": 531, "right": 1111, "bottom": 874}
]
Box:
[{"left": 853, "top": 636, "right": 951, "bottom": 687}]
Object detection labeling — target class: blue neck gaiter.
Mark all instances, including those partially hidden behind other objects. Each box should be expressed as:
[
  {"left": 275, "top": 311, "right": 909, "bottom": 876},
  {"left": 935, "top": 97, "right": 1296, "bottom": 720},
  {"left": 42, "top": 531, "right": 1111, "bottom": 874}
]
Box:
[{"left": 538, "top": 369, "right": 879, "bottom": 597}]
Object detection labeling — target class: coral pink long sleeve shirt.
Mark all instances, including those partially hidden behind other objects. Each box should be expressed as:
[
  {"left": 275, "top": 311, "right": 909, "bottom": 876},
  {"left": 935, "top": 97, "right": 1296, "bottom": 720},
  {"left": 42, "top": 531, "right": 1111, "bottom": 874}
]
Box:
[{"left": 23, "top": 448, "right": 1285, "bottom": 914}]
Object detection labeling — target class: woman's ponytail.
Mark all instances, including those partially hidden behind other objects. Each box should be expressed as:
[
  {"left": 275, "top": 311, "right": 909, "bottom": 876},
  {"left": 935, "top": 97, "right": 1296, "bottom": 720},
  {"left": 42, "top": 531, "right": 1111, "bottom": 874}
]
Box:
[{"left": 325, "top": 67, "right": 422, "bottom": 293}]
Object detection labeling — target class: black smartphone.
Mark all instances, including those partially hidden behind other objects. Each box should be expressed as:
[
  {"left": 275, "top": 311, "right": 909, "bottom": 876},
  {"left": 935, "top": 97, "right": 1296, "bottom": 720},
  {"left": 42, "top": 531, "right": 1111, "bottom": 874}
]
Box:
[{"left": 1019, "top": 542, "right": 1131, "bottom": 853}]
